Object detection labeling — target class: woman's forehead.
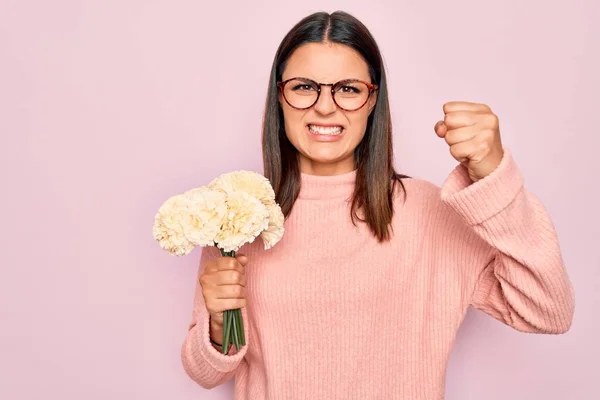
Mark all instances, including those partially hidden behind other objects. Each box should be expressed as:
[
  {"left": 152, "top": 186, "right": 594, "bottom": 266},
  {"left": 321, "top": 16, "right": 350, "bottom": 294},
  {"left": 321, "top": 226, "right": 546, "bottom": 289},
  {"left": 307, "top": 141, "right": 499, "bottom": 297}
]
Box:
[{"left": 282, "top": 42, "right": 371, "bottom": 83}]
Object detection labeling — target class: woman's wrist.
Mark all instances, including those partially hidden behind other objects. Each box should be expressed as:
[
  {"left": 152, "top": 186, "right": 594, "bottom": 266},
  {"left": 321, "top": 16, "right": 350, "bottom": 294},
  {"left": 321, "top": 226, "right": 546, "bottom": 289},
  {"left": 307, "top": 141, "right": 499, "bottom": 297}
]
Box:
[
  {"left": 210, "top": 337, "right": 224, "bottom": 349},
  {"left": 209, "top": 316, "right": 224, "bottom": 346}
]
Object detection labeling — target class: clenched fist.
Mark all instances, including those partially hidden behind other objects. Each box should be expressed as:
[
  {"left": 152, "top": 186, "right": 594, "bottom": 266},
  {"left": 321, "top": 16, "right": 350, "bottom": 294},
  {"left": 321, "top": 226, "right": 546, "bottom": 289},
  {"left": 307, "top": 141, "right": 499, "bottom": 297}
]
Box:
[
  {"left": 200, "top": 254, "right": 248, "bottom": 328},
  {"left": 434, "top": 101, "right": 504, "bottom": 182}
]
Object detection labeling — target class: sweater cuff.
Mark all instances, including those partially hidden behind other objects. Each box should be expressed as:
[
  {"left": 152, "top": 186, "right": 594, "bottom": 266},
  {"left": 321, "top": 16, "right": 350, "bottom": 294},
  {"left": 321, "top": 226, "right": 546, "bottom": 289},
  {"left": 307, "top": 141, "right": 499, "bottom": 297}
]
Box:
[
  {"left": 194, "top": 305, "right": 248, "bottom": 373},
  {"left": 440, "top": 148, "right": 524, "bottom": 225}
]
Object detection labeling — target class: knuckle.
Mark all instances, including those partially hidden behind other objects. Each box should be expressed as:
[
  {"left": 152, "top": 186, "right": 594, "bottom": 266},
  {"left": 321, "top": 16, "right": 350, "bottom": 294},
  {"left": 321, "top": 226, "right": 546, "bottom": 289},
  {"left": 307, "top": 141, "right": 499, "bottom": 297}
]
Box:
[
  {"left": 443, "top": 130, "right": 452, "bottom": 141},
  {"left": 233, "top": 285, "right": 243, "bottom": 297},
  {"left": 478, "top": 139, "right": 491, "bottom": 153},
  {"left": 209, "top": 311, "right": 223, "bottom": 322},
  {"left": 199, "top": 274, "right": 209, "bottom": 286},
  {"left": 220, "top": 258, "right": 237, "bottom": 269},
  {"left": 449, "top": 146, "right": 459, "bottom": 158},
  {"left": 205, "top": 300, "right": 216, "bottom": 312},
  {"left": 485, "top": 113, "right": 498, "bottom": 127}
]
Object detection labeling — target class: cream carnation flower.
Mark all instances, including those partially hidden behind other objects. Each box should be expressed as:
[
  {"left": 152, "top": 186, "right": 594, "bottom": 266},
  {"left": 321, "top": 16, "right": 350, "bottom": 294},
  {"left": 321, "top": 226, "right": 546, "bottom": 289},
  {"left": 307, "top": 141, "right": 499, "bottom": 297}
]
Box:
[
  {"left": 152, "top": 194, "right": 197, "bottom": 256},
  {"left": 183, "top": 187, "right": 228, "bottom": 247},
  {"left": 214, "top": 191, "right": 270, "bottom": 253},
  {"left": 208, "top": 170, "right": 276, "bottom": 206},
  {"left": 260, "top": 203, "right": 285, "bottom": 250},
  {"left": 152, "top": 188, "right": 228, "bottom": 256},
  {"left": 208, "top": 170, "right": 285, "bottom": 250}
]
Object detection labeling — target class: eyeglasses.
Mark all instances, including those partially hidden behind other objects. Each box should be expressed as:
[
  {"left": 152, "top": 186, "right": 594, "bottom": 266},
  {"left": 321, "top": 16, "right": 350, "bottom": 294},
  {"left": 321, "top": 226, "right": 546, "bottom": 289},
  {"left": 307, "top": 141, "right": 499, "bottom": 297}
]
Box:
[{"left": 277, "top": 77, "right": 378, "bottom": 112}]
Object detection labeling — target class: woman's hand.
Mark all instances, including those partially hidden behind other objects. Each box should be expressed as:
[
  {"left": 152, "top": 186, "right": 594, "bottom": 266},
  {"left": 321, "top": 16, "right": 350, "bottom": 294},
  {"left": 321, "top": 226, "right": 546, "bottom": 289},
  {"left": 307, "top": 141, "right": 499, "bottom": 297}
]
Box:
[
  {"left": 434, "top": 101, "right": 504, "bottom": 182},
  {"left": 200, "top": 253, "right": 248, "bottom": 335}
]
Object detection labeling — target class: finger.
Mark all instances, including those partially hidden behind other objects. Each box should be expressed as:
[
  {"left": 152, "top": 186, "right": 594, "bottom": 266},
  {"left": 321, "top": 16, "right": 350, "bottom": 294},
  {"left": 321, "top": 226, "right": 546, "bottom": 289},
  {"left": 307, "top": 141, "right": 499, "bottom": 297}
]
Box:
[
  {"left": 444, "top": 126, "right": 478, "bottom": 146},
  {"left": 207, "top": 298, "right": 247, "bottom": 314},
  {"left": 216, "top": 298, "right": 247, "bottom": 311},
  {"left": 443, "top": 101, "right": 491, "bottom": 114},
  {"left": 216, "top": 257, "right": 245, "bottom": 273},
  {"left": 434, "top": 121, "right": 447, "bottom": 138},
  {"left": 444, "top": 111, "right": 478, "bottom": 129},
  {"left": 209, "top": 311, "right": 223, "bottom": 324},
  {"left": 236, "top": 253, "right": 249, "bottom": 267},
  {"left": 215, "top": 269, "right": 246, "bottom": 287},
  {"left": 448, "top": 140, "right": 476, "bottom": 163},
  {"left": 216, "top": 284, "right": 247, "bottom": 299}
]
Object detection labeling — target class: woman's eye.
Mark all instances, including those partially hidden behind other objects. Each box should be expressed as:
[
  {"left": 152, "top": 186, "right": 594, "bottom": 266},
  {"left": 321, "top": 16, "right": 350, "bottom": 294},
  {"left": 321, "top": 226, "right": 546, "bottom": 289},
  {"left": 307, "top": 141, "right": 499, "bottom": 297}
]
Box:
[
  {"left": 338, "top": 86, "right": 360, "bottom": 93},
  {"left": 292, "top": 85, "right": 315, "bottom": 91}
]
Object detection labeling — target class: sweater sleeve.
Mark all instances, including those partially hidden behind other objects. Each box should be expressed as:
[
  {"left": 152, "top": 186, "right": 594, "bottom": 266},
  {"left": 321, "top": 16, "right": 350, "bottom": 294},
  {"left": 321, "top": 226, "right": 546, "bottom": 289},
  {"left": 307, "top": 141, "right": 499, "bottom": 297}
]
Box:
[
  {"left": 180, "top": 245, "right": 249, "bottom": 389},
  {"left": 440, "top": 148, "right": 575, "bottom": 334}
]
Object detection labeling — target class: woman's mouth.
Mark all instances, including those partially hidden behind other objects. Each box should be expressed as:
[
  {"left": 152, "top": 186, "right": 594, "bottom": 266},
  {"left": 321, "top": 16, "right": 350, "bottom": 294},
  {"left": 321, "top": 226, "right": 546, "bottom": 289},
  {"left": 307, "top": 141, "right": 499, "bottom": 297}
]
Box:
[
  {"left": 307, "top": 124, "right": 345, "bottom": 142},
  {"left": 308, "top": 124, "right": 344, "bottom": 136}
]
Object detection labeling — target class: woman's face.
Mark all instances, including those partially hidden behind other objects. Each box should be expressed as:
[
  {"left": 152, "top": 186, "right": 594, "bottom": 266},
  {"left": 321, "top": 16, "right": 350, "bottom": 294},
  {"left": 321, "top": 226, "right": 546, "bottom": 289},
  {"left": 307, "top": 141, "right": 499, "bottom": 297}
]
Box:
[{"left": 279, "top": 42, "right": 377, "bottom": 175}]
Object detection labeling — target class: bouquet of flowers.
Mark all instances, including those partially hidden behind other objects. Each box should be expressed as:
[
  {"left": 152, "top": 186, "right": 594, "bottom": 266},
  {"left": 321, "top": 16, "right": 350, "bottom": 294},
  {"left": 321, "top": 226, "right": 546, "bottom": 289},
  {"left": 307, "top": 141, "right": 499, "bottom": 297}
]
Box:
[{"left": 152, "top": 171, "right": 284, "bottom": 354}]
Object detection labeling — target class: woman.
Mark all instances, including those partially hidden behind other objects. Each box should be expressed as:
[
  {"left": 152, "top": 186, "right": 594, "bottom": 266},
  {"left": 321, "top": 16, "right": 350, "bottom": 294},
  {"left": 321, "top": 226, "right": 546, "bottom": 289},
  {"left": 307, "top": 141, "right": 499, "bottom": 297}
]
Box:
[{"left": 180, "top": 11, "right": 574, "bottom": 399}]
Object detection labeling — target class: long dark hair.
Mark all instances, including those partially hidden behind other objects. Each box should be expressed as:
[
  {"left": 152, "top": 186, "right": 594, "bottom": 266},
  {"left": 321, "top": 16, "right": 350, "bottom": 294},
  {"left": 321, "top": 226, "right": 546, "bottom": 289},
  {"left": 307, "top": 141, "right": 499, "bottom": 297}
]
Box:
[{"left": 262, "top": 11, "right": 409, "bottom": 242}]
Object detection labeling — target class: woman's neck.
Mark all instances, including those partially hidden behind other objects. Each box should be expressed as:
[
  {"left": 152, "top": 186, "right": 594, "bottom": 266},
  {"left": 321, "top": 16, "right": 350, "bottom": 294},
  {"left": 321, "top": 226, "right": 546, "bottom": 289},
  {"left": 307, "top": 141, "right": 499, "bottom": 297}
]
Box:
[
  {"left": 298, "top": 168, "right": 357, "bottom": 200},
  {"left": 298, "top": 155, "right": 355, "bottom": 176}
]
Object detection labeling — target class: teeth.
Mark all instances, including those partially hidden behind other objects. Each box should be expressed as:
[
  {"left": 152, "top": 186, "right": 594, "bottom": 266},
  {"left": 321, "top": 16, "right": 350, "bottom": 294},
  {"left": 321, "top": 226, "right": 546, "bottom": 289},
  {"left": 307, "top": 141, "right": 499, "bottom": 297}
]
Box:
[{"left": 308, "top": 125, "right": 343, "bottom": 135}]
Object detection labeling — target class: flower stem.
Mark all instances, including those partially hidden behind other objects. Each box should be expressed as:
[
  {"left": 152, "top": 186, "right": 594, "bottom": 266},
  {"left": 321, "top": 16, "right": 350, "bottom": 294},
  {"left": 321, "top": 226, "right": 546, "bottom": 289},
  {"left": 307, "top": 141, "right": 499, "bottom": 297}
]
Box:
[
  {"left": 217, "top": 247, "right": 244, "bottom": 353},
  {"left": 222, "top": 310, "right": 231, "bottom": 355},
  {"left": 235, "top": 308, "right": 245, "bottom": 346},
  {"left": 231, "top": 310, "right": 240, "bottom": 351}
]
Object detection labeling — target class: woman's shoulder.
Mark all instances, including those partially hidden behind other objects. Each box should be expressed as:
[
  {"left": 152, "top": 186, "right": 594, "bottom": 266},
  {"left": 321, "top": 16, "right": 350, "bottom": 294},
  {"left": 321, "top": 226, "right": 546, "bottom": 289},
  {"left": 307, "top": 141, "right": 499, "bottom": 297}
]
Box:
[
  {"left": 393, "top": 175, "right": 446, "bottom": 205},
  {"left": 391, "top": 175, "right": 470, "bottom": 231}
]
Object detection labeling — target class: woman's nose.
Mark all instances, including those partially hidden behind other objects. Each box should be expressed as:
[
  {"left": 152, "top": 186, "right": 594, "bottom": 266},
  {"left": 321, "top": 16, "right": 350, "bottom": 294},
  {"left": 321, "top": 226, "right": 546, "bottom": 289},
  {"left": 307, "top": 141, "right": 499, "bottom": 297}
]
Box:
[{"left": 313, "top": 89, "right": 337, "bottom": 115}]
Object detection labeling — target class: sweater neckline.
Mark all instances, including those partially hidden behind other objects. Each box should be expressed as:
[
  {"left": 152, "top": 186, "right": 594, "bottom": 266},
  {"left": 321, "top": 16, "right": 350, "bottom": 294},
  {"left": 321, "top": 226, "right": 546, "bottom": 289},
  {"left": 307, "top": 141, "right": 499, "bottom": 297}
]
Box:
[{"left": 298, "top": 169, "right": 357, "bottom": 200}]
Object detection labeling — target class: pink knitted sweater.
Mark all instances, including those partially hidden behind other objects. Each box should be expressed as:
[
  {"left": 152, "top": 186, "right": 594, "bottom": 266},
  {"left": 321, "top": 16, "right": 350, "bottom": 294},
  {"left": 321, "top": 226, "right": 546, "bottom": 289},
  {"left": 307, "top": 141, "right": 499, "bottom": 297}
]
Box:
[{"left": 181, "top": 149, "right": 575, "bottom": 399}]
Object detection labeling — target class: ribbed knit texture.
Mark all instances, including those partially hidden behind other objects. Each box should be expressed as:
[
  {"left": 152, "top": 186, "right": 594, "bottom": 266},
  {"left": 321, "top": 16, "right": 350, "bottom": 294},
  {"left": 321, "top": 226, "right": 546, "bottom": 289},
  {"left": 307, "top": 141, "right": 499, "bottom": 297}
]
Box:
[{"left": 181, "top": 149, "right": 575, "bottom": 399}]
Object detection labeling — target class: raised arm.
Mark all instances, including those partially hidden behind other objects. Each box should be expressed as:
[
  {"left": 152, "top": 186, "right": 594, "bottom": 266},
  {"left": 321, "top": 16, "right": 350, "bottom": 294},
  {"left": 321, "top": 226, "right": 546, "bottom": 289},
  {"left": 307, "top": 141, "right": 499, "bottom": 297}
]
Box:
[{"left": 441, "top": 149, "right": 575, "bottom": 333}]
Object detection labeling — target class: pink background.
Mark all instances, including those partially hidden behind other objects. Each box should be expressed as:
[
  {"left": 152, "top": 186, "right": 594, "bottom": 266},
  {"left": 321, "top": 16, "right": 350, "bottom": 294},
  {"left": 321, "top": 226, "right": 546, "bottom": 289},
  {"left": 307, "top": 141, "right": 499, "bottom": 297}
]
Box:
[{"left": 1, "top": 0, "right": 598, "bottom": 399}]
